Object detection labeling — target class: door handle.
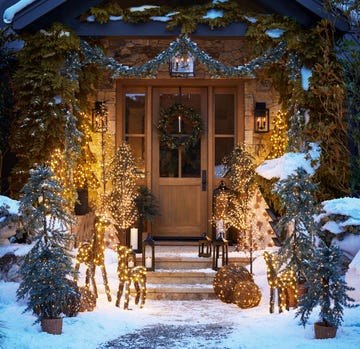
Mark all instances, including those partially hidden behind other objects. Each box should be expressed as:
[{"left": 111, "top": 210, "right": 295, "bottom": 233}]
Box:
[{"left": 202, "top": 170, "right": 207, "bottom": 191}]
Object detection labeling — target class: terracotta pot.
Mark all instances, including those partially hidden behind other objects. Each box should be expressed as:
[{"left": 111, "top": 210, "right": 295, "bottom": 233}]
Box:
[
  {"left": 314, "top": 321, "right": 337, "bottom": 339},
  {"left": 41, "top": 317, "right": 63, "bottom": 335}
]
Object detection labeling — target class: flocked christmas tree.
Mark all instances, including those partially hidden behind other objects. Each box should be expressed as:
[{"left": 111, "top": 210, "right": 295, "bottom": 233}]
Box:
[
  {"left": 296, "top": 242, "right": 357, "bottom": 329},
  {"left": 274, "top": 167, "right": 318, "bottom": 282},
  {"left": 16, "top": 165, "right": 79, "bottom": 324},
  {"left": 107, "top": 142, "right": 140, "bottom": 245}
]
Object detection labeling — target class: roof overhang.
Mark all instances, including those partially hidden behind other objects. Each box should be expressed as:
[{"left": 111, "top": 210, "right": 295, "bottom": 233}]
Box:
[{"left": 2, "top": 0, "right": 350, "bottom": 36}]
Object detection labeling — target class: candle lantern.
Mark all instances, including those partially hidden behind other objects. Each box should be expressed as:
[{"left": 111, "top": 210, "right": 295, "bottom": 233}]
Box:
[
  {"left": 92, "top": 101, "right": 108, "bottom": 133},
  {"left": 169, "top": 45, "right": 195, "bottom": 77},
  {"left": 254, "top": 102, "right": 270, "bottom": 133},
  {"left": 212, "top": 180, "right": 232, "bottom": 239},
  {"left": 212, "top": 232, "right": 229, "bottom": 271},
  {"left": 142, "top": 233, "right": 155, "bottom": 271},
  {"left": 198, "top": 232, "right": 212, "bottom": 258},
  {"left": 127, "top": 248, "right": 137, "bottom": 269}
]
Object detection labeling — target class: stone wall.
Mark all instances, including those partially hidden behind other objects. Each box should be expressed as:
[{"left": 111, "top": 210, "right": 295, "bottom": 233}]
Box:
[{"left": 95, "top": 37, "right": 281, "bottom": 163}]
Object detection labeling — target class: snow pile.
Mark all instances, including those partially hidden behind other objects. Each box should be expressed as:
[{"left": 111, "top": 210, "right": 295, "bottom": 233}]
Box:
[
  {"left": 255, "top": 142, "right": 321, "bottom": 180},
  {"left": 315, "top": 197, "right": 360, "bottom": 259}
]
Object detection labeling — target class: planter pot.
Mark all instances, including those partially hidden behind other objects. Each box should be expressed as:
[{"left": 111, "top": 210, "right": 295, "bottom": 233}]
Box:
[
  {"left": 41, "top": 317, "right": 63, "bottom": 335},
  {"left": 314, "top": 321, "right": 337, "bottom": 339}
]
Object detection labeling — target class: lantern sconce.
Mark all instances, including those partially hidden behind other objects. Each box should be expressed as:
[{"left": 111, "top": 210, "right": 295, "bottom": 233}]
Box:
[
  {"left": 142, "top": 233, "right": 155, "bottom": 271},
  {"left": 254, "top": 102, "right": 270, "bottom": 133},
  {"left": 92, "top": 101, "right": 108, "bottom": 133},
  {"left": 169, "top": 47, "right": 195, "bottom": 77}
]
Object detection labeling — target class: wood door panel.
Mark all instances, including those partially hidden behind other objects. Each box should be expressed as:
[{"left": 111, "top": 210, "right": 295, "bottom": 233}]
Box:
[
  {"left": 152, "top": 86, "right": 208, "bottom": 239},
  {"left": 156, "top": 184, "right": 201, "bottom": 236}
]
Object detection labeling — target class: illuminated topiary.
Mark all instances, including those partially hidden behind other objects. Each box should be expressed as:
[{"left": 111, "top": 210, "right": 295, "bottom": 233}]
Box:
[
  {"left": 232, "top": 281, "right": 261, "bottom": 309},
  {"left": 213, "top": 264, "right": 253, "bottom": 303}
]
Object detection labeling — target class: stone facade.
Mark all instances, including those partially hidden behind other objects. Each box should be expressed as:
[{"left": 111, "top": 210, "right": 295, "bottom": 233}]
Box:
[{"left": 95, "top": 37, "right": 280, "bottom": 164}]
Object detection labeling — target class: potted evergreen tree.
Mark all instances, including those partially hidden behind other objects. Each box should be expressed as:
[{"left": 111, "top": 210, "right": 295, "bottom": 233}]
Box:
[
  {"left": 296, "top": 231, "right": 357, "bottom": 338},
  {"left": 16, "top": 165, "right": 79, "bottom": 335},
  {"left": 274, "top": 168, "right": 318, "bottom": 301}
]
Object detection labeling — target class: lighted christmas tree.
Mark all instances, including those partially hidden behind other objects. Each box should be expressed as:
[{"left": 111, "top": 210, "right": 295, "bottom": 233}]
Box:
[
  {"left": 16, "top": 165, "right": 79, "bottom": 324},
  {"left": 296, "top": 242, "right": 357, "bottom": 329},
  {"left": 274, "top": 167, "right": 318, "bottom": 282},
  {"left": 268, "top": 110, "right": 288, "bottom": 159},
  {"left": 223, "top": 145, "right": 255, "bottom": 248},
  {"left": 107, "top": 142, "right": 140, "bottom": 245}
]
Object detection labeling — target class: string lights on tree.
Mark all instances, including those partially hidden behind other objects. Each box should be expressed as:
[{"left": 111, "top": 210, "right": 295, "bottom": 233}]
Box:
[
  {"left": 107, "top": 142, "right": 140, "bottom": 245},
  {"left": 268, "top": 110, "right": 288, "bottom": 159}
]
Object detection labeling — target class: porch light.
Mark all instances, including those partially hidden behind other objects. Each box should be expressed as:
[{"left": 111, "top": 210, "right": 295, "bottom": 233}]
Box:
[
  {"left": 254, "top": 102, "right": 269, "bottom": 133},
  {"left": 142, "top": 233, "right": 155, "bottom": 271},
  {"left": 92, "top": 101, "right": 108, "bottom": 132},
  {"left": 198, "top": 232, "right": 212, "bottom": 258},
  {"left": 212, "top": 232, "right": 229, "bottom": 271},
  {"left": 169, "top": 46, "right": 194, "bottom": 77}
]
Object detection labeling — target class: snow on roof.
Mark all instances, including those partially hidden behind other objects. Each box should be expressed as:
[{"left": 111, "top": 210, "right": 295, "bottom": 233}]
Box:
[
  {"left": 255, "top": 142, "right": 320, "bottom": 180},
  {"left": 3, "top": 0, "right": 36, "bottom": 24}
]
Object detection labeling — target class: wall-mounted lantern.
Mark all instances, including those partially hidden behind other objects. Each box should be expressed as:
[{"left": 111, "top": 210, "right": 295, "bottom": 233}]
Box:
[
  {"left": 254, "top": 102, "right": 269, "bottom": 133},
  {"left": 169, "top": 48, "right": 194, "bottom": 77},
  {"left": 142, "top": 233, "right": 155, "bottom": 271},
  {"left": 92, "top": 101, "right": 108, "bottom": 133}
]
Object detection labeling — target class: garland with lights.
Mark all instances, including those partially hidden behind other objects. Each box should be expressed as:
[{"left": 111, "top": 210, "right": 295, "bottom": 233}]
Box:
[
  {"left": 157, "top": 103, "right": 203, "bottom": 149},
  {"left": 80, "top": 36, "right": 291, "bottom": 80}
]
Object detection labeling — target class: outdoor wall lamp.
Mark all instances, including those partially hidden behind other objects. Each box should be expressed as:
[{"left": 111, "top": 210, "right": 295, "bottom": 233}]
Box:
[
  {"left": 254, "top": 102, "right": 270, "bottom": 133},
  {"left": 169, "top": 48, "right": 194, "bottom": 77},
  {"left": 92, "top": 101, "right": 108, "bottom": 133}
]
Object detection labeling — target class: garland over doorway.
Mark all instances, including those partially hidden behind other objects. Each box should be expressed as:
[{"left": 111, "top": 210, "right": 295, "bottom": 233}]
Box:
[{"left": 79, "top": 35, "right": 298, "bottom": 80}]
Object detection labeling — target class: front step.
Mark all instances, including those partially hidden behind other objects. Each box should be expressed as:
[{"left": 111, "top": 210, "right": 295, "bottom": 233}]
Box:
[
  {"left": 137, "top": 254, "right": 250, "bottom": 301},
  {"left": 146, "top": 284, "right": 216, "bottom": 300}
]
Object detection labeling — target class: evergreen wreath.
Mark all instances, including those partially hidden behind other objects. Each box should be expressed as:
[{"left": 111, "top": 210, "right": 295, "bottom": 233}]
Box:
[{"left": 157, "top": 103, "right": 203, "bottom": 149}]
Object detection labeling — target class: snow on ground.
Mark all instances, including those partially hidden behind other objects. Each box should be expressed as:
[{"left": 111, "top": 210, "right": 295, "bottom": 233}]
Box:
[{"left": 0, "top": 245, "right": 360, "bottom": 349}]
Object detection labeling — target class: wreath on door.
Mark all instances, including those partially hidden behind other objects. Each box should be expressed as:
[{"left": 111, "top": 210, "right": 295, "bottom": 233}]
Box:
[{"left": 157, "top": 103, "right": 203, "bottom": 150}]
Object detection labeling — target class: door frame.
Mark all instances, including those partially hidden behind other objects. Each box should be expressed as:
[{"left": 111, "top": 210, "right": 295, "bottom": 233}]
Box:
[{"left": 116, "top": 79, "right": 245, "bottom": 238}]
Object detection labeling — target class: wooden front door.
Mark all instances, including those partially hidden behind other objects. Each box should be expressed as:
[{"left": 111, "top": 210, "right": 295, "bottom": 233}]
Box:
[{"left": 152, "top": 87, "right": 208, "bottom": 239}]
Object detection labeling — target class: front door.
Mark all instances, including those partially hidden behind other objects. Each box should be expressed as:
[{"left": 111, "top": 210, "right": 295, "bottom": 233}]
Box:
[{"left": 152, "top": 87, "right": 208, "bottom": 239}]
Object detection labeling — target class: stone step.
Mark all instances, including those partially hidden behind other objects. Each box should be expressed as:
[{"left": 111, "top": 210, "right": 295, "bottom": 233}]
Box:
[
  {"left": 146, "top": 270, "right": 216, "bottom": 285},
  {"left": 145, "top": 283, "right": 217, "bottom": 300},
  {"left": 135, "top": 256, "right": 250, "bottom": 270}
]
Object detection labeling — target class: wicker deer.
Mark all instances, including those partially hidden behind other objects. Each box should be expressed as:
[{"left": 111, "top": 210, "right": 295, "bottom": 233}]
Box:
[
  {"left": 263, "top": 251, "right": 296, "bottom": 313},
  {"left": 74, "top": 216, "right": 112, "bottom": 302},
  {"left": 115, "top": 244, "right": 147, "bottom": 310}
]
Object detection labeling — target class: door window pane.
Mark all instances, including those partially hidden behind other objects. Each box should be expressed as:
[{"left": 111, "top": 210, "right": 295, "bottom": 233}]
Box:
[
  {"left": 215, "top": 138, "right": 234, "bottom": 178},
  {"left": 215, "top": 94, "right": 234, "bottom": 134},
  {"left": 160, "top": 147, "right": 178, "bottom": 177},
  {"left": 181, "top": 141, "right": 201, "bottom": 178},
  {"left": 125, "top": 94, "right": 145, "bottom": 134}
]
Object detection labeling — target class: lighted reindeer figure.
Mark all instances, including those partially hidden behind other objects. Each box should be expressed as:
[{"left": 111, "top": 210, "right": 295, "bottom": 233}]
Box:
[
  {"left": 115, "top": 244, "right": 147, "bottom": 310},
  {"left": 263, "top": 251, "right": 297, "bottom": 313},
  {"left": 74, "top": 216, "right": 112, "bottom": 302}
]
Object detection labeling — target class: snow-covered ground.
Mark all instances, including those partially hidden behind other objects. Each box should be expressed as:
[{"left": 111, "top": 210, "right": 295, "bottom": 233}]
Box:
[{"left": 0, "top": 244, "right": 359, "bottom": 349}]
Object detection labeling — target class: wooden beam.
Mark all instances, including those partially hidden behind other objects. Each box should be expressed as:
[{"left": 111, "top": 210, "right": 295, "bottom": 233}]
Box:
[{"left": 67, "top": 20, "right": 248, "bottom": 38}]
